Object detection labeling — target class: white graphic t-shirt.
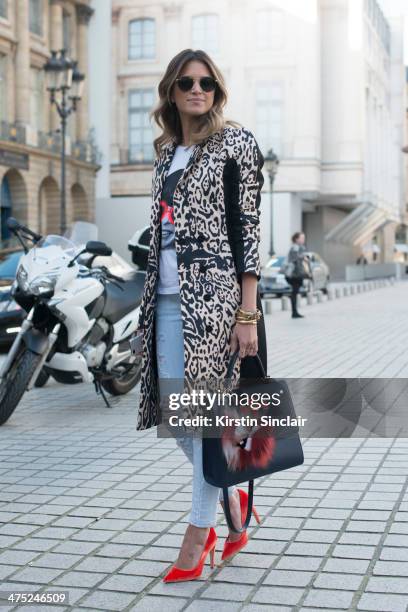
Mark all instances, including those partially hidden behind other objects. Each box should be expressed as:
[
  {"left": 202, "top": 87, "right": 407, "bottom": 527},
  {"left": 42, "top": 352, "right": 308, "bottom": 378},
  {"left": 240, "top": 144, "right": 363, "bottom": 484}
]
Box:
[{"left": 157, "top": 144, "right": 196, "bottom": 294}]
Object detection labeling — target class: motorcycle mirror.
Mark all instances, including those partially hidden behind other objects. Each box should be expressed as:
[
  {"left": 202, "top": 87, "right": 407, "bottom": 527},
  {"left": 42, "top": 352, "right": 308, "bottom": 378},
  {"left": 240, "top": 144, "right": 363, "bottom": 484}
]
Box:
[{"left": 86, "top": 241, "right": 112, "bottom": 257}]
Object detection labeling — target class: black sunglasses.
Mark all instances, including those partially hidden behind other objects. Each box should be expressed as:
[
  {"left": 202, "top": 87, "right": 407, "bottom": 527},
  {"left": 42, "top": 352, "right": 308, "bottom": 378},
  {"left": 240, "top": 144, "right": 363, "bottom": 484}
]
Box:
[{"left": 175, "top": 76, "right": 218, "bottom": 93}]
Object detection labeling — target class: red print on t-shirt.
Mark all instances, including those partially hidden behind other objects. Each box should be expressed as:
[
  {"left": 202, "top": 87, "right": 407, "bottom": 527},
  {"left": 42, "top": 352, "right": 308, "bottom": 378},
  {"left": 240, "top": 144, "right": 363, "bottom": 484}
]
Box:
[{"left": 160, "top": 199, "right": 174, "bottom": 225}]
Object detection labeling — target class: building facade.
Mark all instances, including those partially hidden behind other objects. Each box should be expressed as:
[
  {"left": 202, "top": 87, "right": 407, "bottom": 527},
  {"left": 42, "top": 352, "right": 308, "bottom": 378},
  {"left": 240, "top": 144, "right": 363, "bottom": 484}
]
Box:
[
  {"left": 313, "top": 0, "right": 407, "bottom": 274},
  {"left": 102, "top": 0, "right": 406, "bottom": 277},
  {"left": 0, "top": 0, "right": 99, "bottom": 246}
]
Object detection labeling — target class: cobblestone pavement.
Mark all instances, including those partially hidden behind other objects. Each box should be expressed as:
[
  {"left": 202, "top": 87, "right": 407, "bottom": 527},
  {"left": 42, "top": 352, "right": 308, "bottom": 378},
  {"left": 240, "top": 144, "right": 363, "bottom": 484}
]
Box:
[
  {"left": 265, "top": 279, "right": 408, "bottom": 378},
  {"left": 0, "top": 282, "right": 407, "bottom": 611}
]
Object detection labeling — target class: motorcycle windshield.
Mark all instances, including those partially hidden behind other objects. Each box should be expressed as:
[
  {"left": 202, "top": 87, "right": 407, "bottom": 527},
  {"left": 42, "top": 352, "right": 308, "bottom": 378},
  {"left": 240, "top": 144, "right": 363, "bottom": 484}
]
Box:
[
  {"left": 35, "top": 235, "right": 77, "bottom": 257},
  {"left": 67, "top": 221, "right": 98, "bottom": 247}
]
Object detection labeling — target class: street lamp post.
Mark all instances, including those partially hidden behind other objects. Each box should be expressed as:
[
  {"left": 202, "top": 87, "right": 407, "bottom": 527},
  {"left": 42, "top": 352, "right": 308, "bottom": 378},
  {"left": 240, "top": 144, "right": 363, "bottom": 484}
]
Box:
[
  {"left": 43, "top": 50, "right": 85, "bottom": 235},
  {"left": 264, "top": 148, "right": 280, "bottom": 257}
]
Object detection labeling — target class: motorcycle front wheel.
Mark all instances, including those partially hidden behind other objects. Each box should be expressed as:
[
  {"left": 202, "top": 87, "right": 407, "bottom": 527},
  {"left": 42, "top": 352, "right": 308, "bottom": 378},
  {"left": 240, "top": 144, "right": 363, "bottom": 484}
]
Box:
[
  {"left": 101, "top": 356, "right": 142, "bottom": 396},
  {"left": 0, "top": 350, "right": 41, "bottom": 425}
]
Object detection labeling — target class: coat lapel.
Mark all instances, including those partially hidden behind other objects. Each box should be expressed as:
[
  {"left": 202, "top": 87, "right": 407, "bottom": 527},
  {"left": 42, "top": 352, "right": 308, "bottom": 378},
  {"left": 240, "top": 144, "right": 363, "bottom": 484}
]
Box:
[
  {"left": 154, "top": 130, "right": 223, "bottom": 202},
  {"left": 153, "top": 140, "right": 177, "bottom": 203}
]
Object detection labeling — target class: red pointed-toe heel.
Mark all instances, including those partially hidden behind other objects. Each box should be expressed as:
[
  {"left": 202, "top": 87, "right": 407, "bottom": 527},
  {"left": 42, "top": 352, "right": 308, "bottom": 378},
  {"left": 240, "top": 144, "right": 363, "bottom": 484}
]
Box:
[
  {"left": 221, "top": 488, "right": 261, "bottom": 562},
  {"left": 163, "top": 527, "right": 217, "bottom": 583}
]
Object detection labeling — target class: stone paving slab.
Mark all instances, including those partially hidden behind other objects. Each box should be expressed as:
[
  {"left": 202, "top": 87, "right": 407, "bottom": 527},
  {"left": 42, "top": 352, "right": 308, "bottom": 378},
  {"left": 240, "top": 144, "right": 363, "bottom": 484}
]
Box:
[{"left": 0, "top": 283, "right": 408, "bottom": 610}]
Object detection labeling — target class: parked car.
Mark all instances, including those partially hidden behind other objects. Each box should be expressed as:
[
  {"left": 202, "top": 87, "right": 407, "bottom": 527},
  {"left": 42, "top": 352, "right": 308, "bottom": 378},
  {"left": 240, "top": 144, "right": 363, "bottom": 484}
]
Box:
[
  {"left": 260, "top": 252, "right": 330, "bottom": 297},
  {"left": 0, "top": 248, "right": 25, "bottom": 347}
]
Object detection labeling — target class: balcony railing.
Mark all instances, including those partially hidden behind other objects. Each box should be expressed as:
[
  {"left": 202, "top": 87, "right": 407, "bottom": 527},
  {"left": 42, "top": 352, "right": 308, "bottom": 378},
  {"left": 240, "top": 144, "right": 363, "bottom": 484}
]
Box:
[
  {"left": 72, "top": 140, "right": 101, "bottom": 165},
  {"left": 0, "top": 122, "right": 101, "bottom": 166},
  {"left": 37, "top": 132, "right": 101, "bottom": 165},
  {"left": 0, "top": 121, "right": 26, "bottom": 145},
  {"left": 37, "top": 130, "right": 62, "bottom": 154}
]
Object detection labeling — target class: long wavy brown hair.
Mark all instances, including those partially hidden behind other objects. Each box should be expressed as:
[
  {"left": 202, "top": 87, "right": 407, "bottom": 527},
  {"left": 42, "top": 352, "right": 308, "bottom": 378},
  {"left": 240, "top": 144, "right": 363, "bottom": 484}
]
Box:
[{"left": 151, "top": 49, "right": 240, "bottom": 156}]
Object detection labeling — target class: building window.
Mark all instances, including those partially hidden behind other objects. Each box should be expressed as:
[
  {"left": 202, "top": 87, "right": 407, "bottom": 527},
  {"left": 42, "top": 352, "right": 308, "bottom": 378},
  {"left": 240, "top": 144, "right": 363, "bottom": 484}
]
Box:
[
  {"left": 192, "top": 14, "right": 219, "bottom": 54},
  {"left": 128, "top": 89, "right": 154, "bottom": 162},
  {"left": 255, "top": 82, "right": 283, "bottom": 156},
  {"left": 0, "top": 0, "right": 7, "bottom": 19},
  {"left": 255, "top": 10, "right": 284, "bottom": 49},
  {"left": 63, "top": 11, "right": 71, "bottom": 54},
  {"left": 29, "top": 0, "right": 43, "bottom": 36},
  {"left": 128, "top": 18, "right": 155, "bottom": 60},
  {"left": 0, "top": 55, "right": 7, "bottom": 122},
  {"left": 30, "top": 68, "right": 44, "bottom": 131}
]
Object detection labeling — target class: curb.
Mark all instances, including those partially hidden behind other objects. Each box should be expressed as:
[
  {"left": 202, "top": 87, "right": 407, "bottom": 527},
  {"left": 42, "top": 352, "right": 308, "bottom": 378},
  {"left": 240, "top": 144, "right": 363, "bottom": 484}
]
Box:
[{"left": 261, "top": 276, "right": 398, "bottom": 315}]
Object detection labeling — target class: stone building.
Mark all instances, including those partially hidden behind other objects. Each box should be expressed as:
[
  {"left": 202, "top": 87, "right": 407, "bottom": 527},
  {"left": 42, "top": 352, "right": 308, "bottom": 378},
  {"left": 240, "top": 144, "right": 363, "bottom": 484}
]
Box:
[
  {"left": 93, "top": 0, "right": 407, "bottom": 276},
  {"left": 0, "top": 0, "right": 99, "bottom": 245}
]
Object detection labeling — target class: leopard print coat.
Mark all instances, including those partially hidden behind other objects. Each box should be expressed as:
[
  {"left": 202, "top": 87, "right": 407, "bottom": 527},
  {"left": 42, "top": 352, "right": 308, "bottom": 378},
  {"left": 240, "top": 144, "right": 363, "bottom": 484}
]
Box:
[{"left": 136, "top": 125, "right": 267, "bottom": 431}]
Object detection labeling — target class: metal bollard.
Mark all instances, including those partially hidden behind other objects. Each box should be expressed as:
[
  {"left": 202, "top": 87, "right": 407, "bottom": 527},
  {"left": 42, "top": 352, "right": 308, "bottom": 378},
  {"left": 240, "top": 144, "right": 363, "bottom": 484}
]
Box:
[
  {"left": 327, "top": 289, "right": 334, "bottom": 300},
  {"left": 281, "top": 296, "right": 290, "bottom": 311},
  {"left": 343, "top": 286, "right": 349, "bottom": 297},
  {"left": 335, "top": 288, "right": 341, "bottom": 299},
  {"left": 316, "top": 290, "right": 323, "bottom": 303},
  {"left": 349, "top": 285, "right": 355, "bottom": 295},
  {"left": 307, "top": 292, "right": 313, "bottom": 305},
  {"left": 263, "top": 299, "right": 273, "bottom": 315}
]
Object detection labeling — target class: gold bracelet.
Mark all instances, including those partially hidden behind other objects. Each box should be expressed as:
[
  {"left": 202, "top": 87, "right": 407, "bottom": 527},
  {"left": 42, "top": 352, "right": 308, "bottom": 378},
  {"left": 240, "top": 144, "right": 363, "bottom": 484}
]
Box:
[
  {"left": 236, "top": 307, "right": 262, "bottom": 322},
  {"left": 238, "top": 307, "right": 257, "bottom": 315},
  {"left": 235, "top": 320, "right": 258, "bottom": 326}
]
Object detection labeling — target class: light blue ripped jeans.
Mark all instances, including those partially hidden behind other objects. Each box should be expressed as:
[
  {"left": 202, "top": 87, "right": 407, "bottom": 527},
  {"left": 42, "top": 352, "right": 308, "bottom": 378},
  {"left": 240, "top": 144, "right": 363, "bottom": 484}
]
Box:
[{"left": 155, "top": 292, "right": 236, "bottom": 528}]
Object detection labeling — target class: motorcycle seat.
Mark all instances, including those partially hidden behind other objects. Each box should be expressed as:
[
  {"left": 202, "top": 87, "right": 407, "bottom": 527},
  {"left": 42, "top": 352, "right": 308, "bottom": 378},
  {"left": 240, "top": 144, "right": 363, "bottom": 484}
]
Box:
[{"left": 103, "top": 271, "right": 146, "bottom": 324}]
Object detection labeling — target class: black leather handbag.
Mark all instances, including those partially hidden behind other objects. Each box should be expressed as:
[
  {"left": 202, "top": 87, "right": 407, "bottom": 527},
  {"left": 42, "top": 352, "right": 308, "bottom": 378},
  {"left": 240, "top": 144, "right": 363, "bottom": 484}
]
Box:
[{"left": 202, "top": 351, "right": 304, "bottom": 532}]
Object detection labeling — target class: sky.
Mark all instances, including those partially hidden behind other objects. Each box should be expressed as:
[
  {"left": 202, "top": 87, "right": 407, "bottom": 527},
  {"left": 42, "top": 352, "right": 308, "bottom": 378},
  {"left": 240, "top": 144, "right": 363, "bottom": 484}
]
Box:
[{"left": 377, "top": 0, "right": 408, "bottom": 63}]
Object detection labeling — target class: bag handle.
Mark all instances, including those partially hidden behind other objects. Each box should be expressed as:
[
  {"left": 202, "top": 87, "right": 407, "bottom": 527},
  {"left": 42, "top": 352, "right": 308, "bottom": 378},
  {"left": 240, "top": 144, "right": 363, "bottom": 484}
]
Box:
[
  {"left": 226, "top": 350, "right": 267, "bottom": 379},
  {"left": 222, "top": 480, "right": 254, "bottom": 533},
  {"left": 222, "top": 351, "right": 265, "bottom": 532}
]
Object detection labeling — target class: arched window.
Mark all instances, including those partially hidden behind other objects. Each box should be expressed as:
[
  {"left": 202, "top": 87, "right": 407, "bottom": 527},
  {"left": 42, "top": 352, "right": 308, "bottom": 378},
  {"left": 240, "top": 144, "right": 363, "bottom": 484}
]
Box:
[
  {"left": 128, "top": 18, "right": 155, "bottom": 60},
  {"left": 0, "top": 175, "right": 12, "bottom": 241},
  {"left": 192, "top": 14, "right": 219, "bottom": 54}
]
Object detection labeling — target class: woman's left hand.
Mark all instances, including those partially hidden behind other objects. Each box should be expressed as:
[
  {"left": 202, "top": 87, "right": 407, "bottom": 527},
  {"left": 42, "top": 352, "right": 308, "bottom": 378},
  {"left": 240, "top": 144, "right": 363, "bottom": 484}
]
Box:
[{"left": 230, "top": 323, "right": 258, "bottom": 359}]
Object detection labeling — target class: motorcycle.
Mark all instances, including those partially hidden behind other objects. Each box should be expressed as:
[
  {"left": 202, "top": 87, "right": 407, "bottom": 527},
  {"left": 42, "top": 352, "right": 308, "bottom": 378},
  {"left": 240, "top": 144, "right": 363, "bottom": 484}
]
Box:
[{"left": 0, "top": 217, "right": 145, "bottom": 426}]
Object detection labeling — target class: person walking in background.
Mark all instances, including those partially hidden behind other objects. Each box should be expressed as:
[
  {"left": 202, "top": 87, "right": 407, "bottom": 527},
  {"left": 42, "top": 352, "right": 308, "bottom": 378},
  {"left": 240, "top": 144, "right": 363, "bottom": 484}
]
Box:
[
  {"left": 284, "top": 232, "right": 310, "bottom": 319},
  {"left": 356, "top": 253, "right": 368, "bottom": 265}
]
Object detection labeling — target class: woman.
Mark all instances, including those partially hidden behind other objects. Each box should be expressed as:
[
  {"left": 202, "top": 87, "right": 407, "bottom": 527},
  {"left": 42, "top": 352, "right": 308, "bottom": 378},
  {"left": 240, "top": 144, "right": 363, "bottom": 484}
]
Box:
[
  {"left": 135, "top": 49, "right": 267, "bottom": 582},
  {"left": 285, "top": 232, "right": 310, "bottom": 319}
]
